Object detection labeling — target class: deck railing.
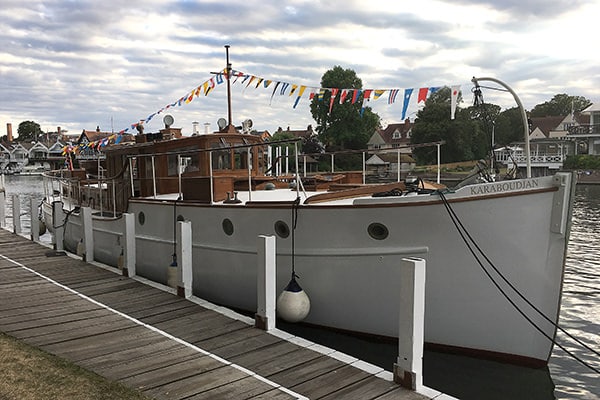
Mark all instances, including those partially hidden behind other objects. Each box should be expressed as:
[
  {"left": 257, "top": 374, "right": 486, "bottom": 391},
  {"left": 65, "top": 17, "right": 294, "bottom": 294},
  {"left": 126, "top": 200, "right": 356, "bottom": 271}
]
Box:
[{"left": 567, "top": 124, "right": 600, "bottom": 135}]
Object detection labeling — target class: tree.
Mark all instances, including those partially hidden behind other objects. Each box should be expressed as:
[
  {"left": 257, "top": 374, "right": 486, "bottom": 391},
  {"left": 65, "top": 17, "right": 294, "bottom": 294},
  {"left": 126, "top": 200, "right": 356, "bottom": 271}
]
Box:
[
  {"left": 17, "top": 121, "right": 43, "bottom": 142},
  {"left": 310, "top": 66, "right": 380, "bottom": 151},
  {"left": 530, "top": 94, "right": 591, "bottom": 117},
  {"left": 411, "top": 87, "right": 487, "bottom": 164}
]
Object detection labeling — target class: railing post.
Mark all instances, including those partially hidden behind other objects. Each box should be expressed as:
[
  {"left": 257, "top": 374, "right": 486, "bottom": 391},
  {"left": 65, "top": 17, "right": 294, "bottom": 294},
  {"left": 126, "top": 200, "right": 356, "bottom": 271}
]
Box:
[
  {"left": 30, "top": 198, "right": 39, "bottom": 242},
  {"left": 176, "top": 220, "right": 192, "bottom": 298},
  {"left": 255, "top": 235, "right": 276, "bottom": 331},
  {"left": 12, "top": 194, "right": 21, "bottom": 235},
  {"left": 52, "top": 201, "right": 64, "bottom": 252},
  {"left": 122, "top": 212, "right": 136, "bottom": 277},
  {"left": 81, "top": 206, "right": 94, "bottom": 262},
  {"left": 0, "top": 187, "right": 5, "bottom": 228},
  {"left": 394, "top": 257, "right": 426, "bottom": 391}
]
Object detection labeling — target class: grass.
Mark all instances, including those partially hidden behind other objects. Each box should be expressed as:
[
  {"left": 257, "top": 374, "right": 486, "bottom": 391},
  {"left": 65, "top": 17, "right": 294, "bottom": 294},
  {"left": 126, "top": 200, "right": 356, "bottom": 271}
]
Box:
[{"left": 0, "top": 332, "right": 150, "bottom": 400}]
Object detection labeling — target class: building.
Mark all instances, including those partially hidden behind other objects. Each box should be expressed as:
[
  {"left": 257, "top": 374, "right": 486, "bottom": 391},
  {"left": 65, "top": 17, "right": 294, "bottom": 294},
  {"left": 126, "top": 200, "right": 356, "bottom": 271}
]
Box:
[
  {"left": 566, "top": 102, "right": 600, "bottom": 155},
  {"left": 367, "top": 119, "right": 412, "bottom": 153}
]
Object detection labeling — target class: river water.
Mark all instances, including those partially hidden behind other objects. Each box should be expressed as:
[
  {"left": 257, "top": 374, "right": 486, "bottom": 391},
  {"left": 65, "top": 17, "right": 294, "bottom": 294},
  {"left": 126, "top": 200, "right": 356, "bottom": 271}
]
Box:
[{"left": 2, "top": 175, "right": 599, "bottom": 399}]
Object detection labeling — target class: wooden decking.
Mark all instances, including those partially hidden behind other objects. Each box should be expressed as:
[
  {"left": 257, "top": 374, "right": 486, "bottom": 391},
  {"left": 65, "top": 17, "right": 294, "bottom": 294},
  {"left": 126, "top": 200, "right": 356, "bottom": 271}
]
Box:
[{"left": 0, "top": 230, "right": 432, "bottom": 400}]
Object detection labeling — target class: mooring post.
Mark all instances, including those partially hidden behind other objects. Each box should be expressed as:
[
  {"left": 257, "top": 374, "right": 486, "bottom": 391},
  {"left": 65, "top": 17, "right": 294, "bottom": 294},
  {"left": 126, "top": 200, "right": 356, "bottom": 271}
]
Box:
[
  {"left": 12, "top": 194, "right": 21, "bottom": 235},
  {"left": 30, "top": 198, "right": 39, "bottom": 242},
  {"left": 255, "top": 234, "right": 276, "bottom": 331},
  {"left": 0, "top": 188, "right": 5, "bottom": 228},
  {"left": 122, "top": 213, "right": 136, "bottom": 277},
  {"left": 52, "top": 201, "right": 64, "bottom": 251},
  {"left": 394, "top": 257, "right": 426, "bottom": 391},
  {"left": 81, "top": 206, "right": 94, "bottom": 262},
  {"left": 176, "top": 220, "right": 192, "bottom": 298}
]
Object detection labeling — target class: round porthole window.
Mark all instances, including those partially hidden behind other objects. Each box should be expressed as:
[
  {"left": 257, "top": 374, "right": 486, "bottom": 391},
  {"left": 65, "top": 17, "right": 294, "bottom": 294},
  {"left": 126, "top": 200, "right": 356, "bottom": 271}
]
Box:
[
  {"left": 222, "top": 218, "right": 234, "bottom": 236},
  {"left": 367, "top": 222, "right": 388, "bottom": 240},
  {"left": 138, "top": 211, "right": 145, "bottom": 226},
  {"left": 274, "top": 220, "right": 290, "bottom": 238}
]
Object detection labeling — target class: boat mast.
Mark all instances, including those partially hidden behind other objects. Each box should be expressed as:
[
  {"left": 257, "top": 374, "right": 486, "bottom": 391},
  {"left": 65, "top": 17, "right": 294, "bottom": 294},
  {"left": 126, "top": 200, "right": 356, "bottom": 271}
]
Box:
[
  {"left": 471, "top": 76, "right": 531, "bottom": 178},
  {"left": 224, "top": 45, "right": 236, "bottom": 133}
]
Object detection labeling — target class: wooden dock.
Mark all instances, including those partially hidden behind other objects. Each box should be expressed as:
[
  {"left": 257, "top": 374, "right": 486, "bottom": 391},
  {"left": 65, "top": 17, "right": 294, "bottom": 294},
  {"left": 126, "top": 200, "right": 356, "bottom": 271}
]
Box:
[{"left": 0, "top": 230, "right": 443, "bottom": 400}]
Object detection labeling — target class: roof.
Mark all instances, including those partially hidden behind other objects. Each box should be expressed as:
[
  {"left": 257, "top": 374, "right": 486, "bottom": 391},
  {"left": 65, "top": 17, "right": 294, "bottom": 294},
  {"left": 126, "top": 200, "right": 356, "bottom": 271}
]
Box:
[
  {"left": 79, "top": 129, "right": 114, "bottom": 143},
  {"left": 373, "top": 119, "right": 412, "bottom": 145},
  {"left": 581, "top": 102, "right": 600, "bottom": 113}
]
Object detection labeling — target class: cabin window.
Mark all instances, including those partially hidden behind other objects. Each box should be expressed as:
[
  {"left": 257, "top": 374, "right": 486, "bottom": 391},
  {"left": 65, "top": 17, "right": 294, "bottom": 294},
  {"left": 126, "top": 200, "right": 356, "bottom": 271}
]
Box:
[
  {"left": 234, "top": 148, "right": 249, "bottom": 170},
  {"left": 211, "top": 142, "right": 231, "bottom": 170},
  {"left": 168, "top": 154, "right": 178, "bottom": 176}
]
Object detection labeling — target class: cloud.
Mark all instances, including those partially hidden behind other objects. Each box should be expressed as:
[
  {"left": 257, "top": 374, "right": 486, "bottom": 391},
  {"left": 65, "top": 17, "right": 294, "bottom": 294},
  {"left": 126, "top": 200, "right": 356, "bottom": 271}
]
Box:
[{"left": 0, "top": 0, "right": 598, "bottom": 137}]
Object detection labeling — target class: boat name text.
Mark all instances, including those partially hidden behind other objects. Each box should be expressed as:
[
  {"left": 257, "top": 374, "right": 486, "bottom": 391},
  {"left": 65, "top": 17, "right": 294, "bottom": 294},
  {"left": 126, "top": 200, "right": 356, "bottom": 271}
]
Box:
[{"left": 469, "top": 179, "right": 539, "bottom": 195}]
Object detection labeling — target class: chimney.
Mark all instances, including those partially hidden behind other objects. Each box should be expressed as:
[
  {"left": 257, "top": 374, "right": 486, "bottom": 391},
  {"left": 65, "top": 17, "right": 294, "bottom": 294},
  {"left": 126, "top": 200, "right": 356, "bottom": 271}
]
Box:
[
  {"left": 192, "top": 121, "right": 199, "bottom": 135},
  {"left": 6, "top": 123, "right": 12, "bottom": 142},
  {"left": 204, "top": 122, "right": 211, "bottom": 134}
]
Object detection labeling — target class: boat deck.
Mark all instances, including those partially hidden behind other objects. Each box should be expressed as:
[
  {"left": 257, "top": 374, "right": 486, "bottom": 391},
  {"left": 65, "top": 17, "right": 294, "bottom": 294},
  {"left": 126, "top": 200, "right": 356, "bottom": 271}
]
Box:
[{"left": 0, "top": 230, "right": 442, "bottom": 400}]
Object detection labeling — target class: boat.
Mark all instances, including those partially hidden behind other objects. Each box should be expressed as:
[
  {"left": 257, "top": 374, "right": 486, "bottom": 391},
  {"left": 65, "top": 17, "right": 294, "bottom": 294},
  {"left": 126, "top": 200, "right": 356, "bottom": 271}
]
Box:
[{"left": 40, "top": 61, "right": 576, "bottom": 367}]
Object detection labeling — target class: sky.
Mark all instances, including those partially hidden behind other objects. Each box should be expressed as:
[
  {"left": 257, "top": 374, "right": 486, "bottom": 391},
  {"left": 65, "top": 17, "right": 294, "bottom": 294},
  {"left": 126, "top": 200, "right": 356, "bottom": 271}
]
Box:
[{"left": 1, "top": 0, "right": 599, "bottom": 139}]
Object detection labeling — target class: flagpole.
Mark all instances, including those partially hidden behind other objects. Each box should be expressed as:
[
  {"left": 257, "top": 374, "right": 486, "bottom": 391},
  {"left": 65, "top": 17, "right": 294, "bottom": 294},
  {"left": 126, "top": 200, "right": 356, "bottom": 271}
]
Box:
[{"left": 225, "top": 45, "right": 234, "bottom": 132}]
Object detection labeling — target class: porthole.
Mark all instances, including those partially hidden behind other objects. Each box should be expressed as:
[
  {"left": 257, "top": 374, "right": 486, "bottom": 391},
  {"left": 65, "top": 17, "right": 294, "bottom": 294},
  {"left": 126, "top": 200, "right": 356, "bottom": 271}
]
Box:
[
  {"left": 222, "top": 218, "right": 234, "bottom": 236},
  {"left": 138, "top": 211, "right": 145, "bottom": 225},
  {"left": 367, "top": 222, "right": 388, "bottom": 240},
  {"left": 274, "top": 220, "right": 290, "bottom": 238}
]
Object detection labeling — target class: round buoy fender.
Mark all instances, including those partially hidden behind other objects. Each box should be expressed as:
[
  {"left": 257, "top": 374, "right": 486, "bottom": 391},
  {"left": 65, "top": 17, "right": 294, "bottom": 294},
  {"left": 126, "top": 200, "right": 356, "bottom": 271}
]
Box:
[{"left": 277, "top": 276, "right": 310, "bottom": 323}]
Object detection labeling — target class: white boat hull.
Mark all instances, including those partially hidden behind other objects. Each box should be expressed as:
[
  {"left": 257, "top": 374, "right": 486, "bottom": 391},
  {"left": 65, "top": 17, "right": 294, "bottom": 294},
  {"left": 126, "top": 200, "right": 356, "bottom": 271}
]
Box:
[{"left": 45, "top": 173, "right": 575, "bottom": 365}]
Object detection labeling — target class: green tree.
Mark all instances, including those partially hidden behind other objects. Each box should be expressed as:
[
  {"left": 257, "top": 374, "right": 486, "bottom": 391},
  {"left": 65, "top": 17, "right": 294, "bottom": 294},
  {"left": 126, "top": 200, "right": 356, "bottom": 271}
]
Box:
[
  {"left": 17, "top": 121, "right": 43, "bottom": 142},
  {"left": 530, "top": 94, "right": 591, "bottom": 117},
  {"left": 310, "top": 66, "right": 380, "bottom": 151},
  {"left": 411, "top": 87, "right": 487, "bottom": 164}
]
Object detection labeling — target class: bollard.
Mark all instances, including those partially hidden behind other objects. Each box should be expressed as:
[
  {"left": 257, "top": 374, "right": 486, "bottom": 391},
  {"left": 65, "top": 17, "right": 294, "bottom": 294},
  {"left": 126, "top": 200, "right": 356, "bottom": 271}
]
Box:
[
  {"left": 176, "top": 220, "right": 192, "bottom": 298},
  {"left": 255, "top": 235, "right": 276, "bottom": 331},
  {"left": 393, "top": 257, "right": 426, "bottom": 391},
  {"left": 122, "top": 213, "right": 136, "bottom": 277},
  {"left": 30, "top": 198, "right": 39, "bottom": 242},
  {"left": 81, "top": 207, "right": 94, "bottom": 262},
  {"left": 52, "top": 201, "right": 65, "bottom": 251},
  {"left": 12, "top": 194, "right": 21, "bottom": 234}
]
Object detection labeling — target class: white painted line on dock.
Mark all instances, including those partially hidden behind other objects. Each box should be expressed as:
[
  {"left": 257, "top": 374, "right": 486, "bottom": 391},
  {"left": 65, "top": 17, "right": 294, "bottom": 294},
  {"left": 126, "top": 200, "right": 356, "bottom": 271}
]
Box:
[{"left": 0, "top": 254, "right": 308, "bottom": 400}]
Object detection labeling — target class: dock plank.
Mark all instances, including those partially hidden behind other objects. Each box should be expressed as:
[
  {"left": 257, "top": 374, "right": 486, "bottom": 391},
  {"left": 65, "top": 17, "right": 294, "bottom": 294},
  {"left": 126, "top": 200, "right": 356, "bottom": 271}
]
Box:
[{"left": 0, "top": 229, "right": 430, "bottom": 400}]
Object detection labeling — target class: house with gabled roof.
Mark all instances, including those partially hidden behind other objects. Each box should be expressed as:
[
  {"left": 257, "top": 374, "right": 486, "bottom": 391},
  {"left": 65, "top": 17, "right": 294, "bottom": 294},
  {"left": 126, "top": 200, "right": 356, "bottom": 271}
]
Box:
[
  {"left": 367, "top": 119, "right": 412, "bottom": 154},
  {"left": 566, "top": 102, "right": 600, "bottom": 155}
]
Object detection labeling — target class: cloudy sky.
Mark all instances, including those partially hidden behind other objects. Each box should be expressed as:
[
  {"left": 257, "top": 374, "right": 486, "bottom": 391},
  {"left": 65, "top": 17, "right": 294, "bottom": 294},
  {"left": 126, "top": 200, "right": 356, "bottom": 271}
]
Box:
[{"left": 1, "top": 0, "right": 599, "bottom": 138}]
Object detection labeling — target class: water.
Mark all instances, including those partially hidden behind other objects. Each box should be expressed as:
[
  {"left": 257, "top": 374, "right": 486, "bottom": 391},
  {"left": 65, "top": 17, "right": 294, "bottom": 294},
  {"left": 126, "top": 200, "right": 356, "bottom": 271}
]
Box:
[{"left": 2, "top": 175, "right": 599, "bottom": 399}]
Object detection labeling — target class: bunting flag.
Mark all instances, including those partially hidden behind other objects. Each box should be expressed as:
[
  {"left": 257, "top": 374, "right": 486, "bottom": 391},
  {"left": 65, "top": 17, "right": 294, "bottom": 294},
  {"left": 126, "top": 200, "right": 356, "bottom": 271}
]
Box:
[
  {"left": 388, "top": 89, "right": 399, "bottom": 104},
  {"left": 401, "top": 88, "right": 414, "bottom": 120},
  {"left": 417, "top": 87, "right": 429, "bottom": 103},
  {"left": 293, "top": 85, "right": 307, "bottom": 108},
  {"left": 329, "top": 88, "right": 339, "bottom": 114},
  {"left": 450, "top": 85, "right": 460, "bottom": 120},
  {"left": 270, "top": 82, "right": 281, "bottom": 105},
  {"left": 372, "top": 90, "right": 385, "bottom": 101},
  {"left": 339, "top": 89, "right": 349, "bottom": 104},
  {"left": 289, "top": 84, "right": 297, "bottom": 96},
  {"left": 360, "top": 89, "right": 373, "bottom": 116},
  {"left": 351, "top": 89, "right": 362, "bottom": 104}
]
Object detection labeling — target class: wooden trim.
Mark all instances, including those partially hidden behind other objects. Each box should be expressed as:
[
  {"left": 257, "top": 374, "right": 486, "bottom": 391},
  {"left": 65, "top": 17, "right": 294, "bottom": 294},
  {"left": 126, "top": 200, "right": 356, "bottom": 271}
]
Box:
[{"left": 304, "top": 182, "right": 406, "bottom": 204}]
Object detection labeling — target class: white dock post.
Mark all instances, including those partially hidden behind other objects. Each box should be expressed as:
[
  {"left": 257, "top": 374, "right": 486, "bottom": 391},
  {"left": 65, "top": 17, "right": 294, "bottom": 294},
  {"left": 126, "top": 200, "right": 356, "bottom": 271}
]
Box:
[
  {"left": 255, "top": 235, "right": 276, "bottom": 331},
  {"left": 12, "top": 194, "right": 21, "bottom": 234},
  {"left": 176, "top": 220, "right": 192, "bottom": 298},
  {"left": 30, "top": 198, "right": 39, "bottom": 242},
  {"left": 81, "top": 206, "right": 94, "bottom": 262},
  {"left": 52, "top": 201, "right": 64, "bottom": 251},
  {"left": 394, "top": 257, "right": 426, "bottom": 391},
  {"left": 0, "top": 189, "right": 5, "bottom": 228},
  {"left": 122, "top": 213, "right": 136, "bottom": 277}
]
